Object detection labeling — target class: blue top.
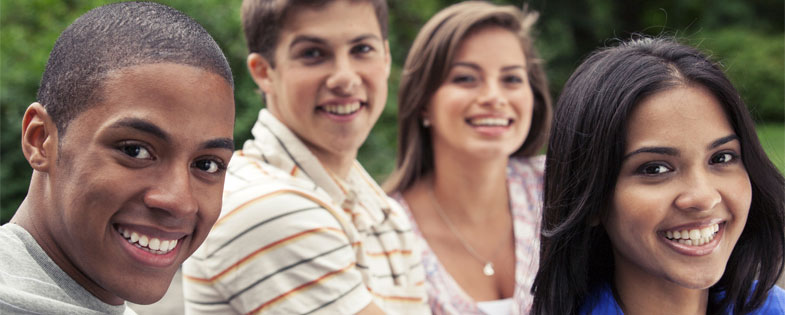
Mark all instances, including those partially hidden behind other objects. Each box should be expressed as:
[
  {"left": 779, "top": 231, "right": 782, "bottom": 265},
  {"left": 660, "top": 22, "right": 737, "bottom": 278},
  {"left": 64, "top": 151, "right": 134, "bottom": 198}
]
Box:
[{"left": 579, "top": 282, "right": 785, "bottom": 315}]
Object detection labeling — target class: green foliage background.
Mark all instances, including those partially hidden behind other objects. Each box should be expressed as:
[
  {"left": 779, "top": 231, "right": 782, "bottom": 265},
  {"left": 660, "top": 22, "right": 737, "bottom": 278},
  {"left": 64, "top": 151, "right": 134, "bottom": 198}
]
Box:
[{"left": 1, "top": 0, "right": 783, "bottom": 224}]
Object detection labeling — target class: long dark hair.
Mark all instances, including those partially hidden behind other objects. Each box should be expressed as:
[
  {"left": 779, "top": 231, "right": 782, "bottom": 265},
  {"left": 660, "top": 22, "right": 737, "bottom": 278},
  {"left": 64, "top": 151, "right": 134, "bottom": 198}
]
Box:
[{"left": 532, "top": 37, "right": 785, "bottom": 315}]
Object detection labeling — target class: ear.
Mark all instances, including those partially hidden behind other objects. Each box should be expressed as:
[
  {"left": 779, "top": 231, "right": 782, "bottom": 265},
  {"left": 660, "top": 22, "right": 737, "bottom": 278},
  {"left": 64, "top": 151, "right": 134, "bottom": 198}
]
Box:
[
  {"left": 21, "top": 102, "right": 58, "bottom": 172},
  {"left": 247, "top": 53, "right": 276, "bottom": 97},
  {"left": 383, "top": 40, "right": 392, "bottom": 78}
]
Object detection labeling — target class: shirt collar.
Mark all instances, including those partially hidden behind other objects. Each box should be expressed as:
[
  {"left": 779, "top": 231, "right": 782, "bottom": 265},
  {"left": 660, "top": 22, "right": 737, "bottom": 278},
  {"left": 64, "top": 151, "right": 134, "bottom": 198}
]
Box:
[{"left": 247, "top": 109, "right": 387, "bottom": 223}]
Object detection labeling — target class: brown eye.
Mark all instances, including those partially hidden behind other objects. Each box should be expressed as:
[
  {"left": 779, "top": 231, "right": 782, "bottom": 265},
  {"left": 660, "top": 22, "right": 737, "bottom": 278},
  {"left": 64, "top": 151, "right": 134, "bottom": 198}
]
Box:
[
  {"left": 636, "top": 163, "right": 672, "bottom": 176},
  {"left": 710, "top": 152, "right": 737, "bottom": 165},
  {"left": 193, "top": 159, "right": 225, "bottom": 174},
  {"left": 351, "top": 44, "right": 372, "bottom": 54},
  {"left": 301, "top": 48, "right": 324, "bottom": 59},
  {"left": 120, "top": 144, "right": 152, "bottom": 160}
]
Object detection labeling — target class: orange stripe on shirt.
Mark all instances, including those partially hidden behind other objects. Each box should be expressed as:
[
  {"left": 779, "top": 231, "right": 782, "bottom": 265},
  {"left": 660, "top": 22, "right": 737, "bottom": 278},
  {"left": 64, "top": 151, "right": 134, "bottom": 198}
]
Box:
[
  {"left": 214, "top": 189, "right": 345, "bottom": 228},
  {"left": 366, "top": 286, "right": 425, "bottom": 303},
  {"left": 250, "top": 261, "right": 356, "bottom": 314},
  {"left": 184, "top": 226, "right": 344, "bottom": 284},
  {"left": 364, "top": 249, "right": 413, "bottom": 257}
]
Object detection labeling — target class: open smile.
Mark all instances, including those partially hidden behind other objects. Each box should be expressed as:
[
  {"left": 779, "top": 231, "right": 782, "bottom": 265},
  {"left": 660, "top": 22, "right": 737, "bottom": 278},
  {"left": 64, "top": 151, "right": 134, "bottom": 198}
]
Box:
[
  {"left": 116, "top": 225, "right": 182, "bottom": 255},
  {"left": 318, "top": 101, "right": 365, "bottom": 116},
  {"left": 660, "top": 222, "right": 725, "bottom": 256},
  {"left": 113, "top": 224, "right": 186, "bottom": 268},
  {"left": 465, "top": 117, "right": 513, "bottom": 127}
]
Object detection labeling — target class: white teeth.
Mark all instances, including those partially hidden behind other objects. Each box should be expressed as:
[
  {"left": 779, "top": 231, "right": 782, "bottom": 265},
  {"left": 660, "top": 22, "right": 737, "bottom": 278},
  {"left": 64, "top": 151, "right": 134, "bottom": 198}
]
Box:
[
  {"left": 469, "top": 117, "right": 510, "bottom": 127},
  {"left": 689, "top": 230, "right": 701, "bottom": 241},
  {"left": 323, "top": 102, "right": 361, "bottom": 115},
  {"left": 117, "top": 227, "right": 179, "bottom": 254},
  {"left": 664, "top": 223, "right": 720, "bottom": 246},
  {"left": 149, "top": 238, "right": 161, "bottom": 251}
]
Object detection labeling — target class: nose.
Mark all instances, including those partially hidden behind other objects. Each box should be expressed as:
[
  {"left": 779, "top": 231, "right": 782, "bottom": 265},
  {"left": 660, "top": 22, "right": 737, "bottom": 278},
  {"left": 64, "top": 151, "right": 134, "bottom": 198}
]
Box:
[
  {"left": 325, "top": 55, "right": 360, "bottom": 95},
  {"left": 674, "top": 168, "right": 722, "bottom": 212},
  {"left": 143, "top": 164, "right": 198, "bottom": 217},
  {"left": 477, "top": 80, "right": 507, "bottom": 108}
]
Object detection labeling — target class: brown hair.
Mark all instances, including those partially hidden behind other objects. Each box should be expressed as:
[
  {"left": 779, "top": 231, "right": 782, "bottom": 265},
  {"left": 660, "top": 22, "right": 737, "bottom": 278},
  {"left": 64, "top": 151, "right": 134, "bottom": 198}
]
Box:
[
  {"left": 384, "top": 0, "right": 552, "bottom": 193},
  {"left": 241, "top": 0, "right": 389, "bottom": 67}
]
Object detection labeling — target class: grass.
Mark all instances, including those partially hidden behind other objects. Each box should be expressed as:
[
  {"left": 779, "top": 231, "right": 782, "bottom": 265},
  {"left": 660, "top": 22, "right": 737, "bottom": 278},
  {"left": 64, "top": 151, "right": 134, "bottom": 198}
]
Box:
[{"left": 757, "top": 123, "right": 785, "bottom": 175}]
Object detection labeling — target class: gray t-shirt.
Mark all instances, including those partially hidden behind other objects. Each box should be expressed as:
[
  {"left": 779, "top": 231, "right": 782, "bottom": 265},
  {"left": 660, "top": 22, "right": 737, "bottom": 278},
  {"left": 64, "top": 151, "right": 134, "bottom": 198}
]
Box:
[{"left": 0, "top": 223, "right": 135, "bottom": 315}]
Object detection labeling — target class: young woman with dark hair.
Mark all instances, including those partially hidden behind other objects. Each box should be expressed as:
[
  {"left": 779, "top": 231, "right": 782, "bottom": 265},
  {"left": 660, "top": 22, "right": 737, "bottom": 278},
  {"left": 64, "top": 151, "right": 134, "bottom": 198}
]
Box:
[{"left": 532, "top": 37, "right": 785, "bottom": 314}]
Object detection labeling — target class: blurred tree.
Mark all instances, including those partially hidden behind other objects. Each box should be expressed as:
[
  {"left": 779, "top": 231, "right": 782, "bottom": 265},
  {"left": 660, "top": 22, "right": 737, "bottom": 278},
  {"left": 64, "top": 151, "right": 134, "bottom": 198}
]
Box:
[{"left": 2, "top": 0, "right": 783, "bottom": 223}]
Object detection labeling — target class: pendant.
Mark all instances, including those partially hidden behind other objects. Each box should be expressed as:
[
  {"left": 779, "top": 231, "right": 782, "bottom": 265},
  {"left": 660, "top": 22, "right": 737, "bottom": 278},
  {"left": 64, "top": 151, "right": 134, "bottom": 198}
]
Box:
[{"left": 483, "top": 262, "right": 495, "bottom": 276}]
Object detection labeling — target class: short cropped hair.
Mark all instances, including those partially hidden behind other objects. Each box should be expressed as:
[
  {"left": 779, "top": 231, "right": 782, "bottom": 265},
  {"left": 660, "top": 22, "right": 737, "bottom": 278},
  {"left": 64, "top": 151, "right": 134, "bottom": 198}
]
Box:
[
  {"left": 384, "top": 0, "right": 551, "bottom": 194},
  {"left": 532, "top": 37, "right": 785, "bottom": 315},
  {"left": 37, "top": 1, "right": 233, "bottom": 136},
  {"left": 241, "top": 0, "right": 388, "bottom": 67}
]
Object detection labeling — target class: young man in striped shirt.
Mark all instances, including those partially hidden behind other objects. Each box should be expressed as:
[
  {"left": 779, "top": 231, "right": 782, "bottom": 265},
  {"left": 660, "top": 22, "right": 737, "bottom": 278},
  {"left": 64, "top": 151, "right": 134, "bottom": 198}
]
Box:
[{"left": 182, "top": 0, "right": 430, "bottom": 314}]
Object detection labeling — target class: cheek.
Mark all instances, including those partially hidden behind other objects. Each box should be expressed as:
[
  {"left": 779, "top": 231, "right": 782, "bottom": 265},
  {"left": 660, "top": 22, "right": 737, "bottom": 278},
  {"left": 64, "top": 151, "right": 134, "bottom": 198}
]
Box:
[
  {"left": 195, "top": 184, "right": 224, "bottom": 224},
  {"left": 608, "top": 184, "right": 665, "bottom": 239},
  {"left": 726, "top": 171, "right": 752, "bottom": 224}
]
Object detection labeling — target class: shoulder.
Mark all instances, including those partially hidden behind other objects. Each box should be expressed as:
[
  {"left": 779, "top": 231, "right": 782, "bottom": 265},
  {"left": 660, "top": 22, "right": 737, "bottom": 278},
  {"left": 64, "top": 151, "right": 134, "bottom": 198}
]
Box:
[
  {"left": 0, "top": 224, "right": 39, "bottom": 278},
  {"left": 193, "top": 177, "right": 355, "bottom": 262},
  {"left": 755, "top": 285, "right": 785, "bottom": 314},
  {"left": 183, "top": 182, "right": 370, "bottom": 313},
  {"left": 579, "top": 282, "right": 623, "bottom": 315}
]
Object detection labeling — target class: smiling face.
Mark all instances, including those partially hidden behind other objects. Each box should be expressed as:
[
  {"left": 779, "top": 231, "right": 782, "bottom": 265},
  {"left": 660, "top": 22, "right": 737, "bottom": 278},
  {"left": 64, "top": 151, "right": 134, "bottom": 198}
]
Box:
[
  {"left": 252, "top": 0, "right": 390, "bottom": 171},
  {"left": 605, "top": 85, "right": 751, "bottom": 297},
  {"left": 41, "top": 63, "right": 235, "bottom": 304},
  {"left": 426, "top": 26, "right": 533, "bottom": 161}
]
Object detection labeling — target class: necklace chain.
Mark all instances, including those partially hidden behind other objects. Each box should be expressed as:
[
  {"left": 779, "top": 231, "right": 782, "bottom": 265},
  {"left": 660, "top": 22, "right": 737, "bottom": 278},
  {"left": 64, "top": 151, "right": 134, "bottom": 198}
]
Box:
[{"left": 428, "top": 186, "right": 503, "bottom": 277}]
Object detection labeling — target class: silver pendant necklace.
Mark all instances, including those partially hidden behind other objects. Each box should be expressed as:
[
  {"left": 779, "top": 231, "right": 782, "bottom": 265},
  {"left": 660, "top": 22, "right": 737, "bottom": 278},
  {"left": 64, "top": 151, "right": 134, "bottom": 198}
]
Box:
[{"left": 428, "top": 186, "right": 504, "bottom": 277}]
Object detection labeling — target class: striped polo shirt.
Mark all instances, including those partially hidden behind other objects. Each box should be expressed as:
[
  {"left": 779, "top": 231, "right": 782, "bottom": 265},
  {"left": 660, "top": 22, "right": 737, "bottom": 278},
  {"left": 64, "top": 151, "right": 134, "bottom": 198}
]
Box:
[{"left": 182, "top": 109, "right": 430, "bottom": 314}]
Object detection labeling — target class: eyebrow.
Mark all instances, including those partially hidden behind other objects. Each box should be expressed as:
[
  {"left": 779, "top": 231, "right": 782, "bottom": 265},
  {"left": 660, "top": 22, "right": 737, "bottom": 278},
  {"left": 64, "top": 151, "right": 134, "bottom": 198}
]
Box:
[
  {"left": 709, "top": 134, "right": 739, "bottom": 149},
  {"left": 110, "top": 118, "right": 169, "bottom": 142},
  {"left": 110, "top": 118, "right": 234, "bottom": 151},
  {"left": 289, "top": 34, "right": 381, "bottom": 48},
  {"left": 204, "top": 138, "right": 235, "bottom": 151},
  {"left": 451, "top": 62, "right": 526, "bottom": 72},
  {"left": 622, "top": 134, "right": 739, "bottom": 161}
]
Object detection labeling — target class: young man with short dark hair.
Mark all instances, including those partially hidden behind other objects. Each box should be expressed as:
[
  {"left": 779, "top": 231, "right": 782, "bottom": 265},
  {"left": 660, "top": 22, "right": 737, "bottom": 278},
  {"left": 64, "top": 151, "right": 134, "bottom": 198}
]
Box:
[{"left": 0, "top": 3, "right": 235, "bottom": 314}]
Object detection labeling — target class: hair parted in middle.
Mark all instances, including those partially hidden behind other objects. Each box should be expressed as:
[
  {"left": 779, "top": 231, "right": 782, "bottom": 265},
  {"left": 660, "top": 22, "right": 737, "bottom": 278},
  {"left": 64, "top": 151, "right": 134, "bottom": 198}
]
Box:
[
  {"left": 241, "top": 0, "right": 389, "bottom": 68},
  {"left": 384, "top": 0, "right": 552, "bottom": 194}
]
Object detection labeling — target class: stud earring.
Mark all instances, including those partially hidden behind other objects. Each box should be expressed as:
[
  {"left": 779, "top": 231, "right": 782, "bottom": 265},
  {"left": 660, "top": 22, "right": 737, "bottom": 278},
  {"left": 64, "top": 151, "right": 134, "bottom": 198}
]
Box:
[{"left": 422, "top": 118, "right": 431, "bottom": 127}]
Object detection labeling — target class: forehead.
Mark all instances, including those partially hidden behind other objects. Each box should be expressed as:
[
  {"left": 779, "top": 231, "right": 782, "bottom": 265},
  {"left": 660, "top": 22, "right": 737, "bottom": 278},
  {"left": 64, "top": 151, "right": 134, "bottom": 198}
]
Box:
[
  {"left": 626, "top": 85, "right": 733, "bottom": 147},
  {"left": 279, "top": 0, "right": 381, "bottom": 41},
  {"left": 68, "top": 63, "right": 235, "bottom": 142},
  {"left": 454, "top": 26, "right": 526, "bottom": 66}
]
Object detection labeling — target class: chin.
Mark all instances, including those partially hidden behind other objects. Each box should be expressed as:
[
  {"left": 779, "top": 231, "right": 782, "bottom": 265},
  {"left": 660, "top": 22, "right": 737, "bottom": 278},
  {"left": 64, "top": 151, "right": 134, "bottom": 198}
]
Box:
[
  {"left": 119, "top": 283, "right": 169, "bottom": 305},
  {"left": 671, "top": 270, "right": 725, "bottom": 290}
]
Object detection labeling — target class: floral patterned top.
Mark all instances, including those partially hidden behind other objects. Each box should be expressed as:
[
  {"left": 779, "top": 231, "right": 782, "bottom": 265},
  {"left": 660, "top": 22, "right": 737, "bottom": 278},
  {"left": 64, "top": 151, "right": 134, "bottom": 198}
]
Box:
[{"left": 392, "top": 156, "right": 545, "bottom": 314}]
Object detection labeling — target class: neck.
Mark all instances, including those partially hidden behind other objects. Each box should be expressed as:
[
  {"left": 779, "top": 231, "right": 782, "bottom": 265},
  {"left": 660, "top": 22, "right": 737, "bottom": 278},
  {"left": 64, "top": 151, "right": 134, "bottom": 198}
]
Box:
[
  {"left": 430, "top": 148, "right": 510, "bottom": 224},
  {"left": 12, "top": 172, "right": 124, "bottom": 306},
  {"left": 310, "top": 146, "right": 356, "bottom": 179},
  {"left": 613, "top": 263, "right": 709, "bottom": 315}
]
